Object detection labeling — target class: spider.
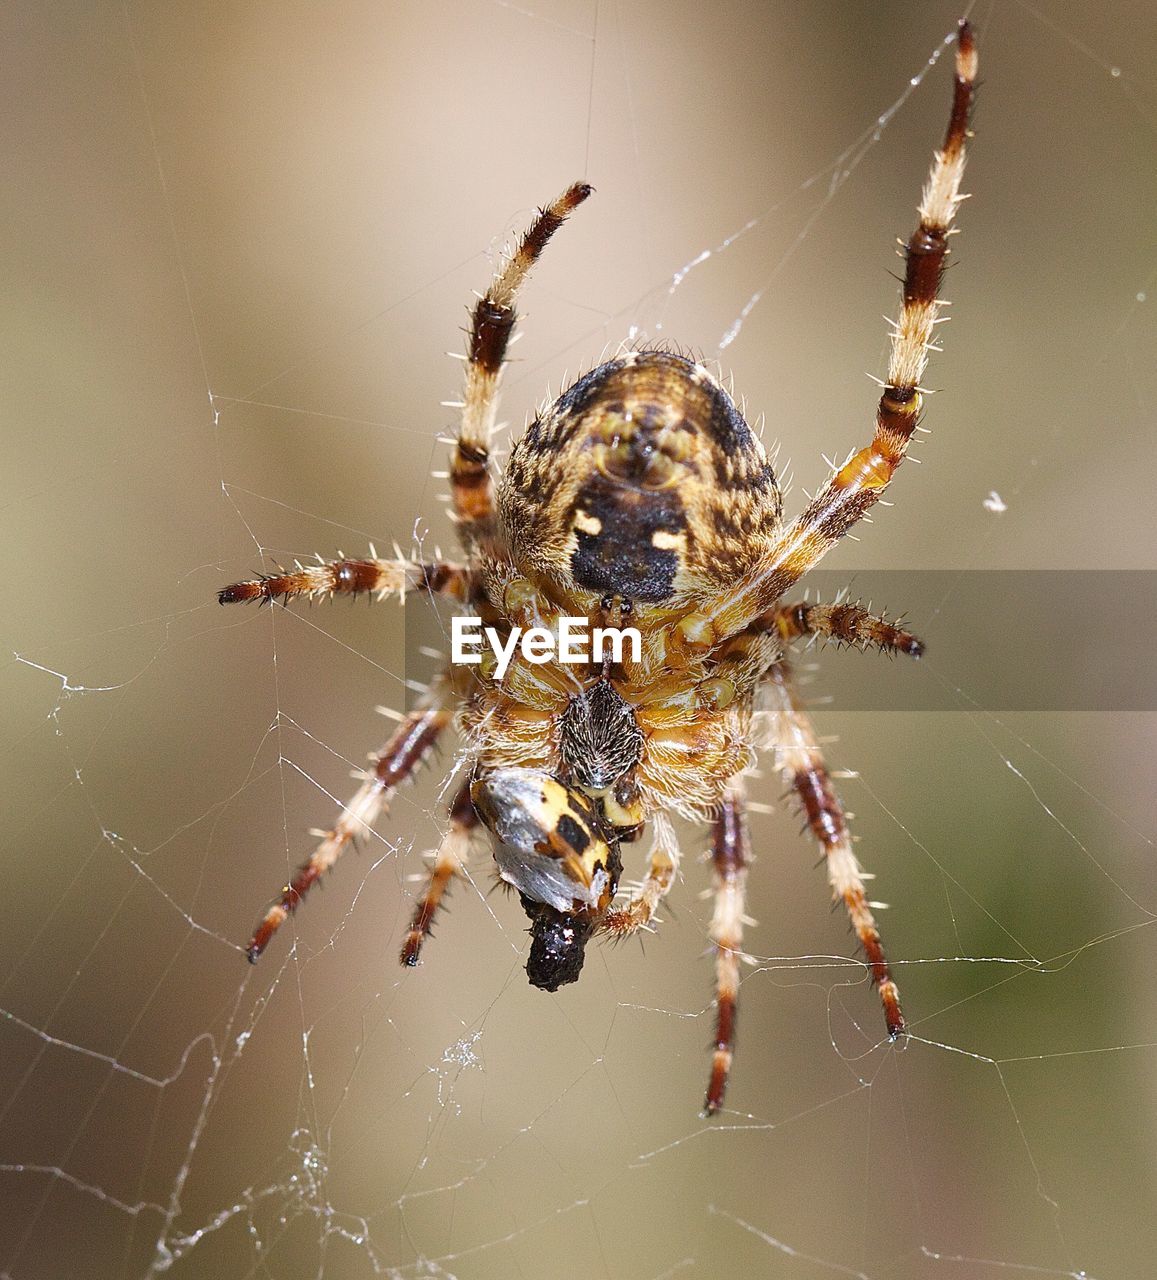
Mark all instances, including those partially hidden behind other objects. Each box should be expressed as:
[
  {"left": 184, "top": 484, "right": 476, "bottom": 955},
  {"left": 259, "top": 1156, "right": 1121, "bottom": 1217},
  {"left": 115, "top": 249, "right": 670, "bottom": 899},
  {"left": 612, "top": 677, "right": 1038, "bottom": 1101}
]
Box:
[{"left": 220, "top": 22, "right": 976, "bottom": 1115}]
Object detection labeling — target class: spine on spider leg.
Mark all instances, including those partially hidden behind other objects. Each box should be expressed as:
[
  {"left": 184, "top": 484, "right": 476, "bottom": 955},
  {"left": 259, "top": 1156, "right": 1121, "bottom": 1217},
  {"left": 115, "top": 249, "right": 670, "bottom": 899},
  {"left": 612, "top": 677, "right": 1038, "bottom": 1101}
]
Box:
[
  {"left": 451, "top": 182, "right": 593, "bottom": 546},
  {"left": 600, "top": 818, "right": 678, "bottom": 940},
  {"left": 695, "top": 24, "right": 977, "bottom": 646},
  {"left": 866, "top": 20, "right": 978, "bottom": 481},
  {"left": 218, "top": 558, "right": 470, "bottom": 607},
  {"left": 771, "top": 601, "right": 925, "bottom": 658},
  {"left": 820, "top": 20, "right": 978, "bottom": 527},
  {"left": 704, "top": 787, "right": 751, "bottom": 1117},
  {"left": 246, "top": 688, "right": 453, "bottom": 962},
  {"left": 768, "top": 663, "right": 905, "bottom": 1037},
  {"left": 791, "top": 764, "right": 904, "bottom": 1035},
  {"left": 399, "top": 782, "right": 479, "bottom": 967}
]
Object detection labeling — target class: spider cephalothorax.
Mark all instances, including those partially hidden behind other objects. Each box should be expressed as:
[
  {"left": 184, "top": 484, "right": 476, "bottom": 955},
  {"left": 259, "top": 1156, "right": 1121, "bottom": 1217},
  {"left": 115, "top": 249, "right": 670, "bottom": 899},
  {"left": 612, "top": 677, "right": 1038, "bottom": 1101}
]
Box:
[
  {"left": 558, "top": 678, "right": 644, "bottom": 791},
  {"left": 221, "top": 21, "right": 976, "bottom": 1114}
]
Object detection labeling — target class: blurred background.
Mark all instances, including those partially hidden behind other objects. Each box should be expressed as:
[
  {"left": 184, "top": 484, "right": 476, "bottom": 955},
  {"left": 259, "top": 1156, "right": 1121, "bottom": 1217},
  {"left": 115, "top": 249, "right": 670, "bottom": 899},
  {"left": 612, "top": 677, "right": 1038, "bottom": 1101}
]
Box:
[{"left": 3, "top": 1, "right": 1156, "bottom": 1276}]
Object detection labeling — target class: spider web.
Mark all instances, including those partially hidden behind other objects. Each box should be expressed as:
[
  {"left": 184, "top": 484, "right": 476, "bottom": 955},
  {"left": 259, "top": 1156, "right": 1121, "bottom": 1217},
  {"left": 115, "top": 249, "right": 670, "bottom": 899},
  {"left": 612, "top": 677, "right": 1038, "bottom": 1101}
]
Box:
[{"left": 4, "top": 0, "right": 1157, "bottom": 1276}]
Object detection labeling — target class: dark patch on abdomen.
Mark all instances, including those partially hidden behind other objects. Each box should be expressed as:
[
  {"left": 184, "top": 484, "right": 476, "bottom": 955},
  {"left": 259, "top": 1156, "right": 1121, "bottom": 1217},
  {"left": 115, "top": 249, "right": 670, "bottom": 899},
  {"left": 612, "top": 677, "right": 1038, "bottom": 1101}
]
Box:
[
  {"left": 704, "top": 387, "right": 757, "bottom": 453},
  {"left": 570, "top": 471, "right": 684, "bottom": 602}
]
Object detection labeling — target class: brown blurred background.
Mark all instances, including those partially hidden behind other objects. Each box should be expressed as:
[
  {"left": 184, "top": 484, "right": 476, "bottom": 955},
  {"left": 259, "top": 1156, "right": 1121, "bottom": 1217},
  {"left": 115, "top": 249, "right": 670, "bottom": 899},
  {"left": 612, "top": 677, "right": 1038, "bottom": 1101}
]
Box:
[{"left": 3, "top": 1, "right": 1156, "bottom": 1276}]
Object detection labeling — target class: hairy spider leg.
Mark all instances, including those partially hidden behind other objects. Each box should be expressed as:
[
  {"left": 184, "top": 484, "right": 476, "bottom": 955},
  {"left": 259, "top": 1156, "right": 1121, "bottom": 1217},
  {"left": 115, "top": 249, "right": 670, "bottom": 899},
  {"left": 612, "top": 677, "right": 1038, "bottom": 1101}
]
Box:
[
  {"left": 704, "top": 783, "right": 752, "bottom": 1116},
  {"left": 601, "top": 813, "right": 680, "bottom": 938},
  {"left": 765, "top": 660, "right": 904, "bottom": 1038},
  {"left": 247, "top": 675, "right": 456, "bottom": 962},
  {"left": 219, "top": 557, "right": 472, "bottom": 607},
  {"left": 682, "top": 20, "right": 977, "bottom": 648},
  {"left": 768, "top": 600, "right": 925, "bottom": 658},
  {"left": 399, "top": 779, "right": 482, "bottom": 966},
  {"left": 451, "top": 182, "right": 592, "bottom": 550},
  {"left": 601, "top": 625, "right": 770, "bottom": 947}
]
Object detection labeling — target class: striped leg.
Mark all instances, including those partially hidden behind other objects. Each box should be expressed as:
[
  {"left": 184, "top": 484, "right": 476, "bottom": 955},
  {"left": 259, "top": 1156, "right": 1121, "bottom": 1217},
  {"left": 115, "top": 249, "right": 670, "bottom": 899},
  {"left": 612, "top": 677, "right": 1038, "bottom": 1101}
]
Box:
[
  {"left": 601, "top": 814, "right": 679, "bottom": 939},
  {"left": 768, "top": 600, "right": 925, "bottom": 658},
  {"left": 765, "top": 660, "right": 904, "bottom": 1038},
  {"left": 686, "top": 22, "right": 976, "bottom": 647},
  {"left": 704, "top": 784, "right": 751, "bottom": 1116},
  {"left": 219, "top": 557, "right": 471, "bottom": 607},
  {"left": 247, "top": 677, "right": 455, "bottom": 962},
  {"left": 451, "top": 182, "right": 592, "bottom": 550},
  {"left": 399, "top": 780, "right": 481, "bottom": 966}
]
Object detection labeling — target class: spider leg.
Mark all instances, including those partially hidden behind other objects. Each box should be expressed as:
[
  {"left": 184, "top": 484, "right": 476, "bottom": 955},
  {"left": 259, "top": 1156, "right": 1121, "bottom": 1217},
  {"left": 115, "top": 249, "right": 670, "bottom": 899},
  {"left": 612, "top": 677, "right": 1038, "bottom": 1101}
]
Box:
[
  {"left": 704, "top": 781, "right": 751, "bottom": 1115},
  {"left": 600, "top": 813, "right": 679, "bottom": 939},
  {"left": 684, "top": 22, "right": 976, "bottom": 647},
  {"left": 247, "top": 674, "right": 456, "bottom": 962},
  {"left": 766, "top": 600, "right": 924, "bottom": 658},
  {"left": 451, "top": 182, "right": 592, "bottom": 550},
  {"left": 219, "top": 557, "right": 471, "bottom": 607},
  {"left": 399, "top": 779, "right": 482, "bottom": 966},
  {"left": 764, "top": 659, "right": 905, "bottom": 1038}
]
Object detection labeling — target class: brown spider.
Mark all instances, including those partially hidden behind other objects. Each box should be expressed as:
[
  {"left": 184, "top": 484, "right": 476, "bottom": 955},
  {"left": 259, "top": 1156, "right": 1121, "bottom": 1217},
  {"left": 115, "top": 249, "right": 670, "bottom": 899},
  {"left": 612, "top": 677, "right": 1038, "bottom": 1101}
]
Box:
[{"left": 220, "top": 22, "right": 977, "bottom": 1115}]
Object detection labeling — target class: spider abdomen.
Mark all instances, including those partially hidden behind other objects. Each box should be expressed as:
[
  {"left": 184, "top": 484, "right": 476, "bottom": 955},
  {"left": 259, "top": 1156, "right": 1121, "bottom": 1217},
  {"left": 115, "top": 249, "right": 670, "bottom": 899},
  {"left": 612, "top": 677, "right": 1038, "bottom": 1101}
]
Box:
[{"left": 500, "top": 350, "right": 782, "bottom": 605}]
